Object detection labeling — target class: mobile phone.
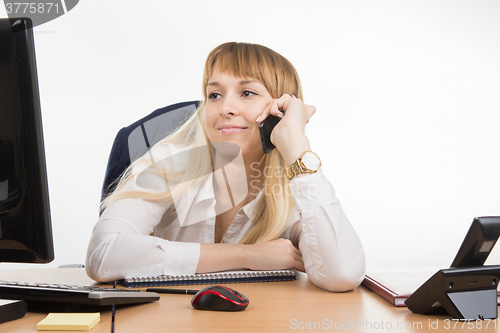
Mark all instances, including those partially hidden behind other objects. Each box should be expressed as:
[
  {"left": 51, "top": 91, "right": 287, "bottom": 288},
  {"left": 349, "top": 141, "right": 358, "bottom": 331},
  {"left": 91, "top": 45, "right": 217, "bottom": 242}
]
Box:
[{"left": 258, "top": 114, "right": 282, "bottom": 153}]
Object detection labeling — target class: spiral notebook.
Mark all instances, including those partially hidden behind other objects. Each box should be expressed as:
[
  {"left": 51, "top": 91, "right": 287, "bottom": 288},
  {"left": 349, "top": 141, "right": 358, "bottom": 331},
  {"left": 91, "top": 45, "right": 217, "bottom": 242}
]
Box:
[{"left": 118, "top": 270, "right": 296, "bottom": 288}]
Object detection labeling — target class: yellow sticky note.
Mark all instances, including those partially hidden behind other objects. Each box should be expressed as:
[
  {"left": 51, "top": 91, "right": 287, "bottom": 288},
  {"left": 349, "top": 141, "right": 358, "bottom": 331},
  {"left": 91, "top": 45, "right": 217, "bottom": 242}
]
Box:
[{"left": 37, "top": 313, "right": 100, "bottom": 331}]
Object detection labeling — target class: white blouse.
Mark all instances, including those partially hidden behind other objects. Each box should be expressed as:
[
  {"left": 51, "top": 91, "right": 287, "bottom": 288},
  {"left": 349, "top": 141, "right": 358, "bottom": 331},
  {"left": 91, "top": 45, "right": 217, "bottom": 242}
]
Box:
[{"left": 86, "top": 145, "right": 366, "bottom": 292}]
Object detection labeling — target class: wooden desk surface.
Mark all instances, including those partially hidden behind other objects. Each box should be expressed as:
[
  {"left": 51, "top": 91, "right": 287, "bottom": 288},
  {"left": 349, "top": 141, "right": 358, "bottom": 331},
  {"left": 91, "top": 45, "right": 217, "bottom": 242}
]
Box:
[{"left": 0, "top": 268, "right": 498, "bottom": 332}]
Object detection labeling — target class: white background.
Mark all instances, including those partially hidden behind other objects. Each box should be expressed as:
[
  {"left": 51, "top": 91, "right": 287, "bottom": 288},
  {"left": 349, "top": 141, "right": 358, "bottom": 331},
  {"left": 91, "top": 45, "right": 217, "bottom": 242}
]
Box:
[{"left": 1, "top": 0, "right": 499, "bottom": 271}]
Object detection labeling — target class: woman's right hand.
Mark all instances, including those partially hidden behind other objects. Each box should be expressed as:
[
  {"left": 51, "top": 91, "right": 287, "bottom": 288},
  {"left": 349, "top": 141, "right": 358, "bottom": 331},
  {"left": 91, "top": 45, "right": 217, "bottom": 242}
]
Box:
[
  {"left": 256, "top": 94, "right": 316, "bottom": 166},
  {"left": 244, "top": 238, "right": 305, "bottom": 272}
]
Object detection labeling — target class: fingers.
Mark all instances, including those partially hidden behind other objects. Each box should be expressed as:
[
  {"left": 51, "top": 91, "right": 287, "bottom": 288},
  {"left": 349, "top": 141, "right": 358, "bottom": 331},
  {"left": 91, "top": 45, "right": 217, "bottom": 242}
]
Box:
[
  {"left": 290, "top": 244, "right": 305, "bottom": 272},
  {"left": 272, "top": 94, "right": 293, "bottom": 116},
  {"left": 279, "top": 238, "right": 304, "bottom": 271},
  {"left": 248, "top": 238, "right": 305, "bottom": 271},
  {"left": 295, "top": 259, "right": 306, "bottom": 273},
  {"left": 274, "top": 94, "right": 316, "bottom": 125},
  {"left": 292, "top": 94, "right": 304, "bottom": 122},
  {"left": 292, "top": 244, "right": 302, "bottom": 258},
  {"left": 256, "top": 94, "right": 316, "bottom": 124},
  {"left": 255, "top": 100, "right": 283, "bottom": 124},
  {"left": 293, "top": 250, "right": 305, "bottom": 272}
]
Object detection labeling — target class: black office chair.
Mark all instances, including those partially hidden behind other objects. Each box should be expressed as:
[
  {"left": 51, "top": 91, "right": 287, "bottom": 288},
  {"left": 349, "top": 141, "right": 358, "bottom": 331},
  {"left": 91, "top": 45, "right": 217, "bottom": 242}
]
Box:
[{"left": 101, "top": 100, "right": 200, "bottom": 200}]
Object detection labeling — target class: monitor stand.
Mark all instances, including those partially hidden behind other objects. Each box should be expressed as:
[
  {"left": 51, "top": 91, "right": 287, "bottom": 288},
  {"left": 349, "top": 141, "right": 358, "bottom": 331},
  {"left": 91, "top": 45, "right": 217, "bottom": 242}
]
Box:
[{"left": 0, "top": 299, "right": 27, "bottom": 324}]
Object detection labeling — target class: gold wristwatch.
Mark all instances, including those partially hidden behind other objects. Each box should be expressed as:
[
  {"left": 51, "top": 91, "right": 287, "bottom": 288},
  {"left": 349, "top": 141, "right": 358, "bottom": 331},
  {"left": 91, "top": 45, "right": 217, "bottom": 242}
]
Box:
[{"left": 285, "top": 151, "right": 322, "bottom": 179}]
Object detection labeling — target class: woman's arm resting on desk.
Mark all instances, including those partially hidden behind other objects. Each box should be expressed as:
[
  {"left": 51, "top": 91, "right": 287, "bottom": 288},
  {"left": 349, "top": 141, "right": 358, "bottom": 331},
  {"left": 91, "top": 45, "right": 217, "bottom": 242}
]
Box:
[
  {"left": 86, "top": 226, "right": 305, "bottom": 281},
  {"left": 86, "top": 198, "right": 305, "bottom": 281},
  {"left": 85, "top": 197, "right": 201, "bottom": 282},
  {"left": 87, "top": 231, "right": 305, "bottom": 282},
  {"left": 85, "top": 216, "right": 200, "bottom": 281}
]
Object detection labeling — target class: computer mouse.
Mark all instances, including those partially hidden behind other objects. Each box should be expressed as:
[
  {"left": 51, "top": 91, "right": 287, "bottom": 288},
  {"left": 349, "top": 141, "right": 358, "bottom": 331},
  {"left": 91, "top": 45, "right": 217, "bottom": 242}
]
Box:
[{"left": 190, "top": 285, "right": 249, "bottom": 311}]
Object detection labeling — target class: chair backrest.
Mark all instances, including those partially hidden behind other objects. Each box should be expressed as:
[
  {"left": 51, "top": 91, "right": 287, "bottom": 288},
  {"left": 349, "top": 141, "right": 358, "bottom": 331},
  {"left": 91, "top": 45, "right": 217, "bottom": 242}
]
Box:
[{"left": 101, "top": 100, "right": 200, "bottom": 200}]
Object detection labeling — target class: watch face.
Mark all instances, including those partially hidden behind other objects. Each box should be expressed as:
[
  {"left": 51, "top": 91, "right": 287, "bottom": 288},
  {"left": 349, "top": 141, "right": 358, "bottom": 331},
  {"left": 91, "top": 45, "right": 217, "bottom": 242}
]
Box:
[{"left": 302, "top": 152, "right": 321, "bottom": 171}]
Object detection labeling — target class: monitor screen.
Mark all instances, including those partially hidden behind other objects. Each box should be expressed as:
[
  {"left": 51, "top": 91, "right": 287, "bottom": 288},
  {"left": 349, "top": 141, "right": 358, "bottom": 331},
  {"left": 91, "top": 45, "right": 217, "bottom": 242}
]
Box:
[{"left": 0, "top": 17, "right": 54, "bottom": 263}]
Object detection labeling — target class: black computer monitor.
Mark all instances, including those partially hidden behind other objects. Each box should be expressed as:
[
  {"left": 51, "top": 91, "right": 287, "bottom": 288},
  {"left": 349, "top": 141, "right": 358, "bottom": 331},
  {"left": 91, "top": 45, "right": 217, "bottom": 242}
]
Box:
[{"left": 0, "top": 17, "right": 54, "bottom": 264}]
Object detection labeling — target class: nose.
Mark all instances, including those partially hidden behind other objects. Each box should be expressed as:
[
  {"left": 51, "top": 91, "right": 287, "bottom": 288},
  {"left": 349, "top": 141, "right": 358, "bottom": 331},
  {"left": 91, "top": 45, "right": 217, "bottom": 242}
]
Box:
[{"left": 219, "top": 96, "right": 239, "bottom": 117}]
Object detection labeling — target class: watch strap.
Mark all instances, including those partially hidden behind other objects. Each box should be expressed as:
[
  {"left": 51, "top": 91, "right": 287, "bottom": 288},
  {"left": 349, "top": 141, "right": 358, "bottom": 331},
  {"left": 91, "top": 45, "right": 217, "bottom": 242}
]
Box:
[{"left": 285, "top": 160, "right": 303, "bottom": 179}]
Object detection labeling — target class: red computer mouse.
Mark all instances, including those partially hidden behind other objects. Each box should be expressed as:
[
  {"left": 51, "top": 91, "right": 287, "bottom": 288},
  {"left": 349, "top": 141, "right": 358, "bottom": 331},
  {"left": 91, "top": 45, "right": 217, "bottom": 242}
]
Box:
[{"left": 191, "top": 285, "right": 249, "bottom": 311}]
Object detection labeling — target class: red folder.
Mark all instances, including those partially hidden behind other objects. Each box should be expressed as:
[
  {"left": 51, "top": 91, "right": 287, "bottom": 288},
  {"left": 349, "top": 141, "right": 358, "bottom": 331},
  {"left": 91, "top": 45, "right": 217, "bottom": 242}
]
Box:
[{"left": 362, "top": 274, "right": 411, "bottom": 306}]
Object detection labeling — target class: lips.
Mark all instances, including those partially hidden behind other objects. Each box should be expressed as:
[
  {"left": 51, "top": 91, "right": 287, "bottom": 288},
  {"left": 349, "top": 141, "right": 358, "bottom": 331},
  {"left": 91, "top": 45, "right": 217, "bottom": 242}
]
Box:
[{"left": 218, "top": 124, "right": 248, "bottom": 134}]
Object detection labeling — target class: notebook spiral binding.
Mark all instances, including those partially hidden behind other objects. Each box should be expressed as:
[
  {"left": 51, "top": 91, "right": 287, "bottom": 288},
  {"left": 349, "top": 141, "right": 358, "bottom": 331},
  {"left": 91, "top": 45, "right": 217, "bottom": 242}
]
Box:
[{"left": 118, "top": 270, "right": 296, "bottom": 288}]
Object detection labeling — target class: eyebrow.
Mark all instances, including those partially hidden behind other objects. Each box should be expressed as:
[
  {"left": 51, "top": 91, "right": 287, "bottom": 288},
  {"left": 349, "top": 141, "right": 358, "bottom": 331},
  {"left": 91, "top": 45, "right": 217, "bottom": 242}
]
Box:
[{"left": 207, "top": 79, "right": 258, "bottom": 87}]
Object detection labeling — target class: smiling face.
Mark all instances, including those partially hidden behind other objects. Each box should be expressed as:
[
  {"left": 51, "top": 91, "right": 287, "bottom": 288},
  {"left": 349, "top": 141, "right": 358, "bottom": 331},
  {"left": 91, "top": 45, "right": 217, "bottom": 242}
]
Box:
[{"left": 204, "top": 70, "right": 273, "bottom": 162}]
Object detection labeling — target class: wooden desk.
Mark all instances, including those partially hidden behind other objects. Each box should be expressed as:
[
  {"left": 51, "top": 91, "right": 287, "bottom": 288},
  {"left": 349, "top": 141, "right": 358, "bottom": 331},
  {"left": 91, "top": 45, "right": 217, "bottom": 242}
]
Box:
[{"left": 0, "top": 268, "right": 498, "bottom": 332}]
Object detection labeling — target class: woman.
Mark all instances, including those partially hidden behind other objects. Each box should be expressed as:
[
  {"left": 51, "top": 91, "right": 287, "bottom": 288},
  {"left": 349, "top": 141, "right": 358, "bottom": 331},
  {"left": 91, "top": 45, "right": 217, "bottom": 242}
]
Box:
[{"left": 86, "top": 42, "right": 365, "bottom": 292}]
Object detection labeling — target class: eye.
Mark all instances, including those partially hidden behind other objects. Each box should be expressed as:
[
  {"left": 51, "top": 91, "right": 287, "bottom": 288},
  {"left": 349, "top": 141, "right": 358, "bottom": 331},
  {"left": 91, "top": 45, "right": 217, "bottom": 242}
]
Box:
[
  {"left": 242, "top": 90, "right": 257, "bottom": 97},
  {"left": 208, "top": 92, "right": 221, "bottom": 100}
]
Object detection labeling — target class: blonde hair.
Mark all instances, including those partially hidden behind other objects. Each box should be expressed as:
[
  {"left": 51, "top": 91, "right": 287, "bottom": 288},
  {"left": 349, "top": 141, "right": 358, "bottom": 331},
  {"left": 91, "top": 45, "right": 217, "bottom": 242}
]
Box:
[{"left": 102, "top": 42, "right": 303, "bottom": 245}]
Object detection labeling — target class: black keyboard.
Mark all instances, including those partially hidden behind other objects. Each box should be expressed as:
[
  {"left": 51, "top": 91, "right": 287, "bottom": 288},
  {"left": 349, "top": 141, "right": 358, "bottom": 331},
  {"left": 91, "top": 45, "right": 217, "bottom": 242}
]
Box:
[{"left": 0, "top": 280, "right": 160, "bottom": 306}]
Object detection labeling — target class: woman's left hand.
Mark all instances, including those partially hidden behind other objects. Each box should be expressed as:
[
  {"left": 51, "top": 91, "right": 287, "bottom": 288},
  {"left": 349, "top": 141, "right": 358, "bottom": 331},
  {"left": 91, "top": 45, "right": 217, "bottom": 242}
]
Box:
[{"left": 256, "top": 94, "right": 316, "bottom": 165}]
